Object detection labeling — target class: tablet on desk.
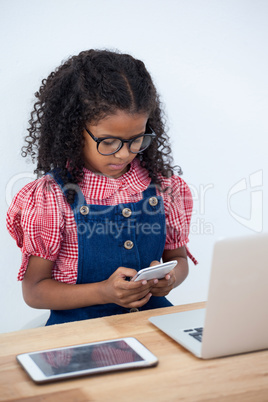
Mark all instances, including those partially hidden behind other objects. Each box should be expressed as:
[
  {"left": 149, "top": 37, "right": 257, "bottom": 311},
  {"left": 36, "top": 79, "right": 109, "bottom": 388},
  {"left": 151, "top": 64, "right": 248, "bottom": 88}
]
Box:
[{"left": 16, "top": 337, "right": 158, "bottom": 383}]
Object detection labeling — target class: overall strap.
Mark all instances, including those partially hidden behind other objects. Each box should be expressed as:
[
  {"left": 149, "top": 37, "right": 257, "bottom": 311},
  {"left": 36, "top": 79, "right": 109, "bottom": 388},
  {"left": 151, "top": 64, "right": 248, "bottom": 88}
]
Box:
[
  {"left": 142, "top": 183, "right": 157, "bottom": 198},
  {"left": 47, "top": 169, "right": 87, "bottom": 211}
]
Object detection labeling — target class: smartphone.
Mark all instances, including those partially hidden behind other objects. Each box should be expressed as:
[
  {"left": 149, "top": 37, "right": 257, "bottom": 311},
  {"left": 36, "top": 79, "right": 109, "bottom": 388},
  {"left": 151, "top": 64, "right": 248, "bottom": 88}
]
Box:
[
  {"left": 132, "top": 260, "right": 177, "bottom": 282},
  {"left": 16, "top": 337, "right": 158, "bottom": 383}
]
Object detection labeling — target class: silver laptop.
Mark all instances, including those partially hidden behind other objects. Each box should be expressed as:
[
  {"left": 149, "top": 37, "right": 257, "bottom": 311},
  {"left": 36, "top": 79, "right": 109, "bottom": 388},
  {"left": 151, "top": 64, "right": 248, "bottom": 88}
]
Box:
[{"left": 149, "top": 234, "right": 268, "bottom": 359}]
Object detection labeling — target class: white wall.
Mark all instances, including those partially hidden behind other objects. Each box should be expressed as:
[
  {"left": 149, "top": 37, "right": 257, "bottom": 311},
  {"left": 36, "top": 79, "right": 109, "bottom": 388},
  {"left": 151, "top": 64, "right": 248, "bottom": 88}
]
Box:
[{"left": 1, "top": 0, "right": 267, "bottom": 333}]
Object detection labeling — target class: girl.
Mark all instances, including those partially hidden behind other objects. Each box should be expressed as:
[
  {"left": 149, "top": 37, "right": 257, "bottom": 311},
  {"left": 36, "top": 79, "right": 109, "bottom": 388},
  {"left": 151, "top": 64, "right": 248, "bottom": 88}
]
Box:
[{"left": 7, "top": 49, "right": 197, "bottom": 326}]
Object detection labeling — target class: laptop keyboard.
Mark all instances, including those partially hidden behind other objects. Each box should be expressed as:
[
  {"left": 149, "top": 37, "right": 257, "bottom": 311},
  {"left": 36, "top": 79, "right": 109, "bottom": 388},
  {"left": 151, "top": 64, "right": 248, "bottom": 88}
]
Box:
[{"left": 184, "top": 327, "right": 203, "bottom": 342}]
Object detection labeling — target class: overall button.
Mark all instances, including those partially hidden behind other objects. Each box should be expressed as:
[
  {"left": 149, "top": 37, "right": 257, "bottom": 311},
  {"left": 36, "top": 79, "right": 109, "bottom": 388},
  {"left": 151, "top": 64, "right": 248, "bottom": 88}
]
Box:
[
  {"left": 129, "top": 308, "right": 139, "bottom": 313},
  {"left": 149, "top": 196, "right": 158, "bottom": 206},
  {"left": 124, "top": 240, "right": 134, "bottom": 250},
  {"left": 80, "top": 206, "right": 89, "bottom": 215},
  {"left": 122, "top": 208, "right": 132, "bottom": 218}
]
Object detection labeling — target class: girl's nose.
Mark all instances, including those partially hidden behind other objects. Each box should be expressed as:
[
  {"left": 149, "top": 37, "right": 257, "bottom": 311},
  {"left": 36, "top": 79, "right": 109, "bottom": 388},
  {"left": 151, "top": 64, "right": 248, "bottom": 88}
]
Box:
[{"left": 114, "top": 143, "right": 130, "bottom": 159}]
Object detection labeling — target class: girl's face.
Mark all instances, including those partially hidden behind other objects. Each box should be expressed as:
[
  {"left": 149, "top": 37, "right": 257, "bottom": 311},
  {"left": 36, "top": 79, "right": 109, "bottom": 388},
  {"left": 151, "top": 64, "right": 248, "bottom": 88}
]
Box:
[{"left": 83, "top": 110, "right": 149, "bottom": 178}]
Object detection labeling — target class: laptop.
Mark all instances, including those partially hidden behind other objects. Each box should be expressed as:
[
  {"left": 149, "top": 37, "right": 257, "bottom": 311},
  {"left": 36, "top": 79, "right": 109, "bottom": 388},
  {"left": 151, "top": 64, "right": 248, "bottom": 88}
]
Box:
[{"left": 149, "top": 234, "right": 268, "bottom": 359}]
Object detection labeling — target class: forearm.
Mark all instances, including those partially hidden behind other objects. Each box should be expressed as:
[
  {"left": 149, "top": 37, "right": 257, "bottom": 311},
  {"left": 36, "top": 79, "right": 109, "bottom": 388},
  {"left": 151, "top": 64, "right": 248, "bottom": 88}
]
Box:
[
  {"left": 22, "top": 278, "right": 107, "bottom": 310},
  {"left": 22, "top": 255, "right": 154, "bottom": 311},
  {"left": 172, "top": 256, "right": 189, "bottom": 288}
]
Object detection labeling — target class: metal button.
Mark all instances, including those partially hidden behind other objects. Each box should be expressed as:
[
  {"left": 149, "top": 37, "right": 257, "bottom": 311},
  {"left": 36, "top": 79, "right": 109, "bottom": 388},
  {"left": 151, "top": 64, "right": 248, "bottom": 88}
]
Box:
[
  {"left": 149, "top": 196, "right": 158, "bottom": 206},
  {"left": 124, "top": 240, "right": 134, "bottom": 250},
  {"left": 129, "top": 308, "right": 139, "bottom": 313},
  {"left": 122, "top": 208, "right": 132, "bottom": 218},
  {"left": 80, "top": 206, "right": 89, "bottom": 215}
]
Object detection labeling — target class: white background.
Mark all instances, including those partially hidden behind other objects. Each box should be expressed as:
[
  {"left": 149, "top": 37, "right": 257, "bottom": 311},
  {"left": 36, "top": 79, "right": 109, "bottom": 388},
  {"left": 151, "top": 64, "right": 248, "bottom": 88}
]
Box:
[{"left": 1, "top": 0, "right": 267, "bottom": 333}]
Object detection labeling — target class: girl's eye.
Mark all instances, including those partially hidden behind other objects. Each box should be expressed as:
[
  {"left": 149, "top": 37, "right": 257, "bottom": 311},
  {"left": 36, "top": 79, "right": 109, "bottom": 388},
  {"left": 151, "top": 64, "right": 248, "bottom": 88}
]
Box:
[
  {"left": 102, "top": 139, "right": 118, "bottom": 146},
  {"left": 132, "top": 137, "right": 143, "bottom": 144}
]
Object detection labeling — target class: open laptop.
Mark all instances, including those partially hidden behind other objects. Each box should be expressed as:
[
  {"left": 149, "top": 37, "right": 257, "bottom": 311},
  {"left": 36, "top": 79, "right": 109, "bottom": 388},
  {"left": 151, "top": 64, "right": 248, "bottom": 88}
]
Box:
[{"left": 149, "top": 234, "right": 268, "bottom": 359}]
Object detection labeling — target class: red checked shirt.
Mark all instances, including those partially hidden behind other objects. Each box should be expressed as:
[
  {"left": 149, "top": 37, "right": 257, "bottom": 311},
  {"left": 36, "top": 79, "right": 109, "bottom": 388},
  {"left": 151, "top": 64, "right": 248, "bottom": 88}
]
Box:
[{"left": 7, "top": 158, "right": 197, "bottom": 284}]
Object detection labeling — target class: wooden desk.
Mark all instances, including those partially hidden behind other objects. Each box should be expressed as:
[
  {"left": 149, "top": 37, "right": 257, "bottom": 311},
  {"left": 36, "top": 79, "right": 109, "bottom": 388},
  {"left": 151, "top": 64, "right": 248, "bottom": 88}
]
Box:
[{"left": 1, "top": 302, "right": 267, "bottom": 401}]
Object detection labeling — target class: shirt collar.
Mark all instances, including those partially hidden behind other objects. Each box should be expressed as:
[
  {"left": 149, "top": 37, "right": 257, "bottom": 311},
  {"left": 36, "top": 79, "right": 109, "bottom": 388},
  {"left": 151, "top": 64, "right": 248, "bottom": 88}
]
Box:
[{"left": 81, "top": 158, "right": 151, "bottom": 200}]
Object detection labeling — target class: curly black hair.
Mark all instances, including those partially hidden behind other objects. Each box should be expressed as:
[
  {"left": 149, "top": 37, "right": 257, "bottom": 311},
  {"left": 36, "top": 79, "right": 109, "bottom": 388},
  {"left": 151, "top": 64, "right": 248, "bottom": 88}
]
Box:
[{"left": 22, "top": 49, "right": 181, "bottom": 202}]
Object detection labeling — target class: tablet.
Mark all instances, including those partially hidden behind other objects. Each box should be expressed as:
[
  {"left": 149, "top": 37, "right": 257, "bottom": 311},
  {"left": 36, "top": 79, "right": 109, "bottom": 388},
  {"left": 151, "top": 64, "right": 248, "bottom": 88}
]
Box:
[
  {"left": 132, "top": 260, "right": 177, "bottom": 282},
  {"left": 16, "top": 337, "right": 158, "bottom": 383}
]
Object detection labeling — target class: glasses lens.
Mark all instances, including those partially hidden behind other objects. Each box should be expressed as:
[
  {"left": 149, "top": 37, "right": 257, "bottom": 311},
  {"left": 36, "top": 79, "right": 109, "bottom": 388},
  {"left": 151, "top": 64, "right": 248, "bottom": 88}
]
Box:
[
  {"left": 98, "top": 138, "right": 122, "bottom": 155},
  {"left": 129, "top": 135, "right": 152, "bottom": 153}
]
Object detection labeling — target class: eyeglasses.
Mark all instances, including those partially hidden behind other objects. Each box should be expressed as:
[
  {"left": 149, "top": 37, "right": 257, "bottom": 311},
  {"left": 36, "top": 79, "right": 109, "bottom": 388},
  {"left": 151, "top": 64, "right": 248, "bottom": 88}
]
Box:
[{"left": 85, "top": 126, "right": 156, "bottom": 156}]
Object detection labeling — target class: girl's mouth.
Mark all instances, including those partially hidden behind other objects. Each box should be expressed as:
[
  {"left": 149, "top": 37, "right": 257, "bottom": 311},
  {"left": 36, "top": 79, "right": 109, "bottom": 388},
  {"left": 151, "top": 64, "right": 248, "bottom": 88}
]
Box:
[{"left": 108, "top": 163, "right": 127, "bottom": 170}]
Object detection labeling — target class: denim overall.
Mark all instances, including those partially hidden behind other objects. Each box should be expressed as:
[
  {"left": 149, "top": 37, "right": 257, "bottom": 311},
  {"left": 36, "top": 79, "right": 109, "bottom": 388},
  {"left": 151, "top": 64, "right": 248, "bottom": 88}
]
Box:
[{"left": 46, "top": 171, "right": 172, "bottom": 325}]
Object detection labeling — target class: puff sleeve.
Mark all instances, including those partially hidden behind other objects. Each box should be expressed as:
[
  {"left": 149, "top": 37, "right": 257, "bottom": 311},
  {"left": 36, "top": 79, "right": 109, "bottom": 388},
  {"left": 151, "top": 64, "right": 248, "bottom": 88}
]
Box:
[
  {"left": 159, "top": 175, "right": 197, "bottom": 264},
  {"left": 6, "top": 175, "right": 65, "bottom": 280}
]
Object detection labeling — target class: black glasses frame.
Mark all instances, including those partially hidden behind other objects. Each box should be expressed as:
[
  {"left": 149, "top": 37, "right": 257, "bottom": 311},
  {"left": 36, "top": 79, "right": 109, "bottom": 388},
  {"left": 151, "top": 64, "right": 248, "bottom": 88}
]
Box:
[{"left": 85, "top": 126, "right": 156, "bottom": 156}]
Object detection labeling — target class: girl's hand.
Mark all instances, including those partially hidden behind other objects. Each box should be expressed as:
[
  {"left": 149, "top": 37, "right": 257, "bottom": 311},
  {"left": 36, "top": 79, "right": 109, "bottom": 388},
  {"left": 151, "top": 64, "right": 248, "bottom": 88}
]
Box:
[
  {"left": 149, "top": 246, "right": 189, "bottom": 297},
  {"left": 101, "top": 267, "right": 152, "bottom": 309},
  {"left": 150, "top": 269, "right": 176, "bottom": 297}
]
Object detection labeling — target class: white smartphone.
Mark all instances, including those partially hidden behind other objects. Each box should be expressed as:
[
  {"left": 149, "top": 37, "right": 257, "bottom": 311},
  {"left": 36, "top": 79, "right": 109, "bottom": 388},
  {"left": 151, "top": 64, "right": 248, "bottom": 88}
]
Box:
[
  {"left": 132, "top": 260, "right": 177, "bottom": 282},
  {"left": 16, "top": 337, "right": 158, "bottom": 383}
]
